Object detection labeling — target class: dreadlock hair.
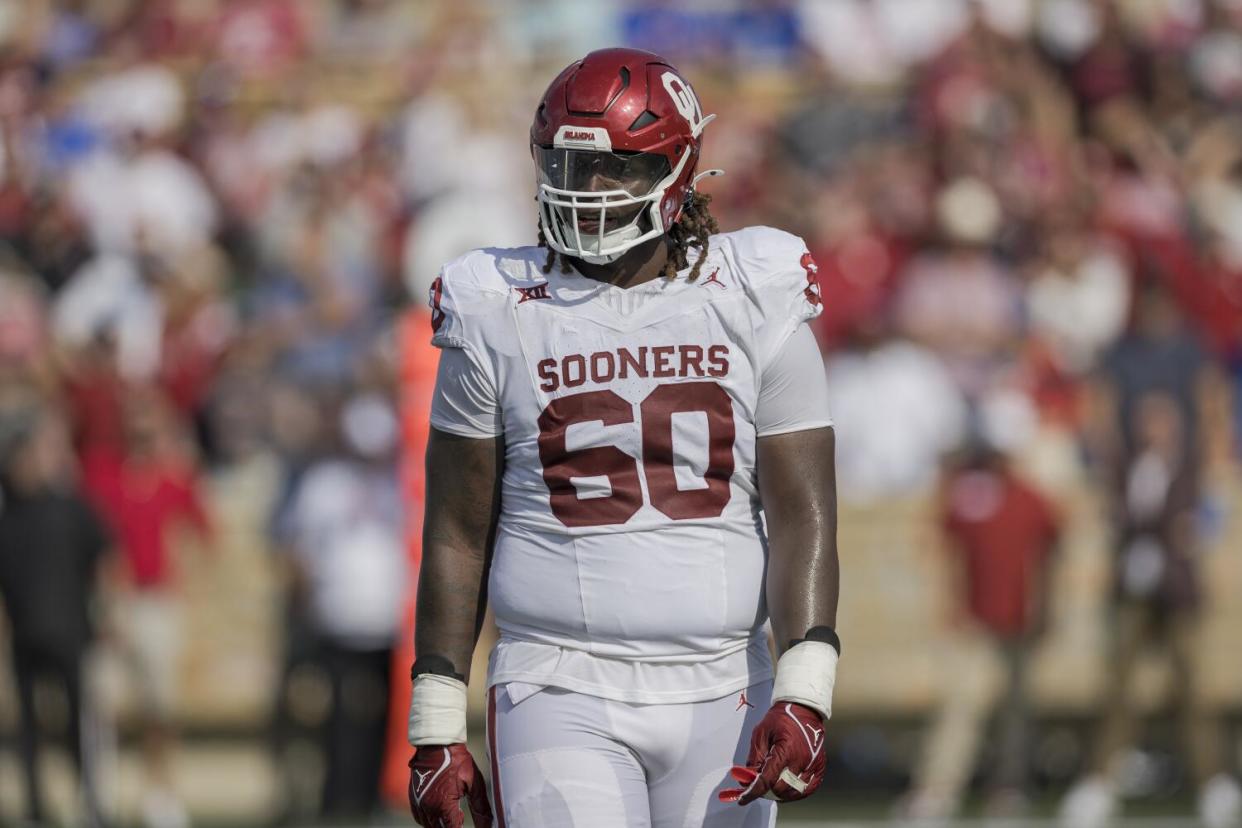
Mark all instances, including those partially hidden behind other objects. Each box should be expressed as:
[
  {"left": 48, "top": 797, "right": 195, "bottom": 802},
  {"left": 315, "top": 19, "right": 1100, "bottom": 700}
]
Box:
[
  {"left": 535, "top": 190, "right": 720, "bottom": 279},
  {"left": 659, "top": 190, "right": 718, "bottom": 281},
  {"left": 537, "top": 222, "right": 572, "bottom": 275}
]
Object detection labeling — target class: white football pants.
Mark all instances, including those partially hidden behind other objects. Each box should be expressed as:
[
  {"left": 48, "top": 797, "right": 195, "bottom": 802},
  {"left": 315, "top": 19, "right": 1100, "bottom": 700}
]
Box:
[{"left": 485, "top": 682, "right": 777, "bottom": 828}]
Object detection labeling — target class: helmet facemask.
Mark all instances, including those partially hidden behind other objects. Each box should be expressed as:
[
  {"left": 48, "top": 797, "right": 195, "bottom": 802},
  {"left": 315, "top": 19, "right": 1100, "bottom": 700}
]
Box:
[{"left": 535, "top": 146, "right": 683, "bottom": 265}]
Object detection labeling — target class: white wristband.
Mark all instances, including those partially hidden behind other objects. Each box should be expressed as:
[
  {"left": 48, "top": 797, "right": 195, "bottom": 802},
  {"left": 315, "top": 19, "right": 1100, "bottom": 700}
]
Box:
[
  {"left": 407, "top": 673, "right": 468, "bottom": 746},
  {"left": 771, "top": 640, "right": 838, "bottom": 721}
]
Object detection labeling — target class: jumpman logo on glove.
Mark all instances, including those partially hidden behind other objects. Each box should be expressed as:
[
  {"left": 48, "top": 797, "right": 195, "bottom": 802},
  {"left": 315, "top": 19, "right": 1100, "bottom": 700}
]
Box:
[{"left": 719, "top": 702, "right": 827, "bottom": 805}]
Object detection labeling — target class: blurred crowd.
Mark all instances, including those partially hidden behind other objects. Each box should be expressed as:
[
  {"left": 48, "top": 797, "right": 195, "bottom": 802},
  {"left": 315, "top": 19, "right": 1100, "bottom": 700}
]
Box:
[{"left": 1, "top": 0, "right": 1240, "bottom": 825}]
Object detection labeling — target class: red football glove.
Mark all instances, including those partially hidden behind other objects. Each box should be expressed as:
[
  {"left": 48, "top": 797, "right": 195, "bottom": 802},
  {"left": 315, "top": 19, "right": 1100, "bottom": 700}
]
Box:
[
  {"left": 408, "top": 744, "right": 493, "bottom": 828},
  {"left": 719, "top": 701, "right": 827, "bottom": 805}
]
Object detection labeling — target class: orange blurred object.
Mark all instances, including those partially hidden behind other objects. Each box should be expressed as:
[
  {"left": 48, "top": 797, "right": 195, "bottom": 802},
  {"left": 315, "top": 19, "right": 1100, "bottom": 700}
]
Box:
[{"left": 380, "top": 306, "right": 438, "bottom": 808}]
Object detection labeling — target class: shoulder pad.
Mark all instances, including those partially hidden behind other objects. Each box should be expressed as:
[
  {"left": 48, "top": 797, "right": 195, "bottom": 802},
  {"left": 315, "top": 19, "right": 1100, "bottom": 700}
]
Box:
[
  {"left": 429, "top": 246, "right": 545, "bottom": 350},
  {"left": 717, "top": 226, "right": 817, "bottom": 293},
  {"left": 717, "top": 226, "right": 823, "bottom": 366}
]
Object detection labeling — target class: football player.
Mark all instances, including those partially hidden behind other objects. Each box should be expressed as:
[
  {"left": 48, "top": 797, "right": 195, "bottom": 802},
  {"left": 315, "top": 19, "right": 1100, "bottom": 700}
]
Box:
[{"left": 407, "top": 48, "right": 841, "bottom": 828}]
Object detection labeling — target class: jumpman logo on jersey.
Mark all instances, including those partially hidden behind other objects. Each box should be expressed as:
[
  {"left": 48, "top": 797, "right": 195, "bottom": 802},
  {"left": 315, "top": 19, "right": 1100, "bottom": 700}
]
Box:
[
  {"left": 701, "top": 268, "right": 726, "bottom": 289},
  {"left": 736, "top": 690, "right": 755, "bottom": 711}
]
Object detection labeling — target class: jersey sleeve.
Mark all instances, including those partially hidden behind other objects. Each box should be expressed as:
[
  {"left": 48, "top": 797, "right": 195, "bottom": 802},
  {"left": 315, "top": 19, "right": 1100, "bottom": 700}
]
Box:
[
  {"left": 425, "top": 252, "right": 505, "bottom": 437},
  {"left": 427, "top": 251, "right": 509, "bottom": 351},
  {"left": 429, "top": 345, "right": 502, "bottom": 438},
  {"left": 755, "top": 323, "right": 834, "bottom": 437},
  {"left": 728, "top": 226, "right": 824, "bottom": 370},
  {"left": 427, "top": 268, "right": 469, "bottom": 351}
]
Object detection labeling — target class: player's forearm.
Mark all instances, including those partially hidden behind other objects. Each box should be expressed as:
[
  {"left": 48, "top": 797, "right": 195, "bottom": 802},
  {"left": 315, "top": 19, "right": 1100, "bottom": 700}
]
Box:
[
  {"left": 414, "top": 537, "right": 490, "bottom": 680},
  {"left": 759, "top": 426, "right": 840, "bottom": 652},
  {"left": 408, "top": 545, "right": 488, "bottom": 748},
  {"left": 767, "top": 534, "right": 839, "bottom": 651},
  {"left": 415, "top": 429, "right": 503, "bottom": 680},
  {"left": 757, "top": 426, "right": 840, "bottom": 726}
]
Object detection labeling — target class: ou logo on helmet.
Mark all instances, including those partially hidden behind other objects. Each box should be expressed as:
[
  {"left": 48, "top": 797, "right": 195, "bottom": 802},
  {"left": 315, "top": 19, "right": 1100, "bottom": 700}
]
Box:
[{"left": 662, "top": 72, "right": 707, "bottom": 136}]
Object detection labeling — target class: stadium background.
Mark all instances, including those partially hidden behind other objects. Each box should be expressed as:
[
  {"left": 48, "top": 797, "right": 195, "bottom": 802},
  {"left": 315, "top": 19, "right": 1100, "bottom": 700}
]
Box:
[{"left": 0, "top": 0, "right": 1240, "bottom": 825}]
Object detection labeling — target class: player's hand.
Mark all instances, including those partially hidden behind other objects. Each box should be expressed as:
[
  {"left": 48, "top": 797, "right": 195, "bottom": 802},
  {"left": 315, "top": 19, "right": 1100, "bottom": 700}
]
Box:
[
  {"left": 719, "top": 701, "right": 826, "bottom": 805},
  {"left": 408, "top": 744, "right": 492, "bottom": 828}
]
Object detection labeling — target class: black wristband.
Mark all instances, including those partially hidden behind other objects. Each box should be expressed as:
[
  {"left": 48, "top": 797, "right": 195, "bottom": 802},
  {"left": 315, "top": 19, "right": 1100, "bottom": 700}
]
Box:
[
  {"left": 410, "top": 655, "right": 466, "bottom": 683},
  {"left": 787, "top": 625, "right": 841, "bottom": 657}
]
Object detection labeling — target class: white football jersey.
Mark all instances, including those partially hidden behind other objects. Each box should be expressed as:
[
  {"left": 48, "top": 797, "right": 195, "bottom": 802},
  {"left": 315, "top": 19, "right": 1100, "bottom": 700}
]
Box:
[{"left": 428, "top": 226, "right": 830, "bottom": 704}]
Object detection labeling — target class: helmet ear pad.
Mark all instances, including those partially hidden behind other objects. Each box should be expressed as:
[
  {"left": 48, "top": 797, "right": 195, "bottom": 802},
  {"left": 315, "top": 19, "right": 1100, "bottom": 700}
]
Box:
[{"left": 661, "top": 145, "right": 702, "bottom": 229}]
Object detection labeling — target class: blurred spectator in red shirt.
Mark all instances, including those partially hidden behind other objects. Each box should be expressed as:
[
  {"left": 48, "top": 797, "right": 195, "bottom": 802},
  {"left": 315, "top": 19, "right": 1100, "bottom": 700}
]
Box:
[
  {"left": 99, "top": 391, "right": 210, "bottom": 588},
  {"left": 902, "top": 437, "right": 1060, "bottom": 821},
  {"left": 87, "top": 387, "right": 211, "bottom": 828},
  {"left": 942, "top": 446, "right": 1060, "bottom": 637},
  {"left": 808, "top": 179, "right": 911, "bottom": 353}
]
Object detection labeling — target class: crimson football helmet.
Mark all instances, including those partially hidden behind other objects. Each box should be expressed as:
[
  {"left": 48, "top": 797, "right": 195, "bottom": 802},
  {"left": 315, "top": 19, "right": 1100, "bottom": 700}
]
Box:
[{"left": 531, "top": 48, "right": 717, "bottom": 264}]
